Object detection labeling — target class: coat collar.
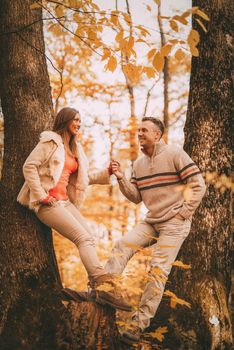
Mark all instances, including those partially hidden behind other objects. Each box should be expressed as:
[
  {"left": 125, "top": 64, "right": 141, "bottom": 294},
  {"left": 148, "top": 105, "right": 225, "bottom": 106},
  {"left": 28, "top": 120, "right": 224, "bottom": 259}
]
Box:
[{"left": 40, "top": 131, "right": 63, "bottom": 145}]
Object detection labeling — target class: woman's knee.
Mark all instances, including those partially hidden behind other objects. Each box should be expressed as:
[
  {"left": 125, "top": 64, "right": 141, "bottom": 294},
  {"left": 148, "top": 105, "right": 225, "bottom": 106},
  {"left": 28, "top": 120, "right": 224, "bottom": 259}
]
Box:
[{"left": 70, "top": 228, "right": 95, "bottom": 248}]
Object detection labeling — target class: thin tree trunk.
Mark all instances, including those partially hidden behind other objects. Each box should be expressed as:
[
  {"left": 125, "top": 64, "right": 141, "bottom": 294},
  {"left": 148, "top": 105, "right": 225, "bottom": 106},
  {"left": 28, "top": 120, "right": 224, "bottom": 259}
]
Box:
[{"left": 158, "top": 4, "right": 169, "bottom": 143}]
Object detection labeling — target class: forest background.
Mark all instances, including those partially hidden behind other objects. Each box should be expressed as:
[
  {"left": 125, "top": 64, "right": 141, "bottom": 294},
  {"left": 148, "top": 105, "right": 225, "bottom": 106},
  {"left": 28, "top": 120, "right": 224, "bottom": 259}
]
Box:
[{"left": 0, "top": 0, "right": 232, "bottom": 349}]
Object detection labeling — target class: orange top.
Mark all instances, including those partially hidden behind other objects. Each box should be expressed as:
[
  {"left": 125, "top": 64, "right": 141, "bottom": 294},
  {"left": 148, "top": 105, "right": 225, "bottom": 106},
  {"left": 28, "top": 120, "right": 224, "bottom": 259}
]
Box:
[{"left": 48, "top": 152, "right": 78, "bottom": 201}]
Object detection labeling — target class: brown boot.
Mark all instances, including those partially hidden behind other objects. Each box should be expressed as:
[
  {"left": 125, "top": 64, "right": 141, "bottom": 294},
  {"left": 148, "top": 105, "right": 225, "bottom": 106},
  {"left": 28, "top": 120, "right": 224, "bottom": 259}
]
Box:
[{"left": 90, "top": 273, "right": 132, "bottom": 312}]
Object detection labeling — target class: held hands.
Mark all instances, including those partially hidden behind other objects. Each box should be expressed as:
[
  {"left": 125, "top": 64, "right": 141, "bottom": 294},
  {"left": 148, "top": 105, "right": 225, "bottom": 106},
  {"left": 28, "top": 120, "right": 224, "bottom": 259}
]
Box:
[{"left": 109, "top": 160, "right": 124, "bottom": 180}]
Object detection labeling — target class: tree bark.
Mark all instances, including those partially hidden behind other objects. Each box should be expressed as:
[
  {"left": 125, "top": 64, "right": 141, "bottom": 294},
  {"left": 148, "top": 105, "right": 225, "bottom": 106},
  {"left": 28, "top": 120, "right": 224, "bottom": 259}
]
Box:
[
  {"left": 150, "top": 1, "right": 233, "bottom": 349},
  {"left": 0, "top": 1, "right": 72, "bottom": 349},
  {"left": 67, "top": 301, "right": 121, "bottom": 350}
]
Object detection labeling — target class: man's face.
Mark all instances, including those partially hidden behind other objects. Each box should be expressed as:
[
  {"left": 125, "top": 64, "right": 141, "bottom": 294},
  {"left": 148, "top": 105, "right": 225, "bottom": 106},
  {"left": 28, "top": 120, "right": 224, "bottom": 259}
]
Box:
[{"left": 138, "top": 121, "right": 161, "bottom": 148}]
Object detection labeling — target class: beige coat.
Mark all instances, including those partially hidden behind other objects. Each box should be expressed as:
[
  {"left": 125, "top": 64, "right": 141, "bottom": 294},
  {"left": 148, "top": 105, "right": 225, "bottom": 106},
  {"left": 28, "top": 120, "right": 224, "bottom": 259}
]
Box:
[{"left": 17, "top": 131, "right": 110, "bottom": 212}]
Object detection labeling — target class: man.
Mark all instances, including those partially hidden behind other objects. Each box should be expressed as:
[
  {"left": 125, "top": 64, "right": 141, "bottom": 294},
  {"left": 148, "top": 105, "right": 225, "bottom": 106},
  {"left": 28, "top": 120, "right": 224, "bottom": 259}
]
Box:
[{"left": 105, "top": 117, "right": 206, "bottom": 345}]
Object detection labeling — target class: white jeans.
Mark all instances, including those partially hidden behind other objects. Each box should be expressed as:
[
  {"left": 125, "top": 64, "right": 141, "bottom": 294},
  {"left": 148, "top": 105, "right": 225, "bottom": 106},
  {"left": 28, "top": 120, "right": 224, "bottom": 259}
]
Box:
[{"left": 105, "top": 217, "right": 191, "bottom": 330}]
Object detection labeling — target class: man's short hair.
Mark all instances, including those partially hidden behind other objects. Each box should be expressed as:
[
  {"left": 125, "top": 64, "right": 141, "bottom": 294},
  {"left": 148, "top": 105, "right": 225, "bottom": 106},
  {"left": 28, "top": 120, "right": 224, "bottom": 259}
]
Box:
[{"left": 141, "top": 117, "right": 165, "bottom": 136}]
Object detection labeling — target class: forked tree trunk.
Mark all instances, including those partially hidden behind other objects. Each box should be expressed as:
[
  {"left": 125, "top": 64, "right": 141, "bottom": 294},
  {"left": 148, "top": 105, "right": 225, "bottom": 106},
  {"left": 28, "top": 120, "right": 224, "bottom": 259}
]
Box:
[
  {"left": 0, "top": 2, "right": 124, "bottom": 349},
  {"left": 150, "top": 1, "right": 233, "bottom": 350}
]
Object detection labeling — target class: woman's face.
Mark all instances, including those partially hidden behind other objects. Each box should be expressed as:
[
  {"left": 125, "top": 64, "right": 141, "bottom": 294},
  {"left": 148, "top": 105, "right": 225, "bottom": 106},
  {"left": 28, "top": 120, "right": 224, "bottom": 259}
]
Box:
[{"left": 67, "top": 113, "right": 81, "bottom": 136}]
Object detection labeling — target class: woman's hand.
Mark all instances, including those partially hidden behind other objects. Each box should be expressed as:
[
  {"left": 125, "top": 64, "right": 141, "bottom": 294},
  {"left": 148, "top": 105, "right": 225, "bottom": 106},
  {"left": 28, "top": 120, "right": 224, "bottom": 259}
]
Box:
[
  {"left": 110, "top": 160, "right": 124, "bottom": 180},
  {"left": 40, "top": 195, "right": 57, "bottom": 206}
]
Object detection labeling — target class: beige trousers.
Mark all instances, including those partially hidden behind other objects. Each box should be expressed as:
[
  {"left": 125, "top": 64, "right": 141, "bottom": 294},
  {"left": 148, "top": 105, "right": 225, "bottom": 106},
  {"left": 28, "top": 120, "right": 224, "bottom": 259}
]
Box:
[
  {"left": 105, "top": 216, "right": 191, "bottom": 330},
  {"left": 37, "top": 200, "right": 107, "bottom": 282}
]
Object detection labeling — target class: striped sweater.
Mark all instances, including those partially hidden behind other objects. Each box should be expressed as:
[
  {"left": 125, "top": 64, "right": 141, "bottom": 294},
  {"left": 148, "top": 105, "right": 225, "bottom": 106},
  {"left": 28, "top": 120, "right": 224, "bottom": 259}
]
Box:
[{"left": 118, "top": 140, "right": 206, "bottom": 224}]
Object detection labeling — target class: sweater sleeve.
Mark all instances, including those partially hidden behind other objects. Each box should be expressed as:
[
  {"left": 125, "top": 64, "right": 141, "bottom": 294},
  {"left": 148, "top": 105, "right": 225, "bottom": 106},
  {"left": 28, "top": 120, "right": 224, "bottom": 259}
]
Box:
[
  {"left": 117, "top": 167, "right": 142, "bottom": 204},
  {"left": 22, "top": 141, "right": 53, "bottom": 203},
  {"left": 175, "top": 149, "right": 206, "bottom": 219}
]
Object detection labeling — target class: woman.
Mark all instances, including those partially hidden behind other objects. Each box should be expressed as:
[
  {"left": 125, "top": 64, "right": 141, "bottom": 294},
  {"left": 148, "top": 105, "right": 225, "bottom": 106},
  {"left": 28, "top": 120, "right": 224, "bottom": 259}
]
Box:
[{"left": 17, "top": 107, "right": 131, "bottom": 312}]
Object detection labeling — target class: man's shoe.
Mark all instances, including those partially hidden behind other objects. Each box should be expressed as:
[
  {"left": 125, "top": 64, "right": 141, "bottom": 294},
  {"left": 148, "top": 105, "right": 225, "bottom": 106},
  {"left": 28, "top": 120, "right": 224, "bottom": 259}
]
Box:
[{"left": 121, "top": 326, "right": 142, "bottom": 345}]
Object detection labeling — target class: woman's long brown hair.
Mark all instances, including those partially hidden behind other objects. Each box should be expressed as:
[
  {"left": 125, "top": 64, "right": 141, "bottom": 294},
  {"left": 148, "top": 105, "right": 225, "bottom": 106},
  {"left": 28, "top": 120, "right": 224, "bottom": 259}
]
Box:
[{"left": 53, "top": 107, "right": 79, "bottom": 157}]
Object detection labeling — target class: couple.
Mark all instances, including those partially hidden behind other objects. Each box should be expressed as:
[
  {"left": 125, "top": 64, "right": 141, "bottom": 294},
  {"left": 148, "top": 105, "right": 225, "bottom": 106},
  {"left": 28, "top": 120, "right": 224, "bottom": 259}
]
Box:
[{"left": 17, "top": 107, "right": 206, "bottom": 345}]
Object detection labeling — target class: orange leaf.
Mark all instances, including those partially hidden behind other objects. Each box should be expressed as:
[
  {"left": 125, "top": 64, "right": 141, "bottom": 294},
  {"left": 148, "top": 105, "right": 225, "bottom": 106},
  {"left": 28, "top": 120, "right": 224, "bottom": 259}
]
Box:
[
  {"left": 172, "top": 260, "right": 191, "bottom": 269},
  {"left": 190, "top": 46, "right": 199, "bottom": 56},
  {"left": 144, "top": 67, "right": 156, "bottom": 79},
  {"left": 147, "top": 48, "right": 156, "bottom": 60},
  {"left": 106, "top": 56, "right": 117, "bottom": 72},
  {"left": 153, "top": 52, "right": 165, "bottom": 72},
  {"left": 115, "top": 30, "right": 124, "bottom": 42},
  {"left": 175, "top": 48, "right": 185, "bottom": 61},
  {"left": 101, "top": 48, "right": 111, "bottom": 61},
  {"left": 188, "top": 29, "right": 200, "bottom": 46},
  {"left": 123, "top": 12, "right": 131, "bottom": 26},
  {"left": 195, "top": 18, "right": 207, "bottom": 32},
  {"left": 195, "top": 8, "right": 210, "bottom": 21},
  {"left": 170, "top": 20, "right": 179, "bottom": 32},
  {"left": 161, "top": 44, "right": 172, "bottom": 57},
  {"left": 173, "top": 15, "right": 188, "bottom": 25}
]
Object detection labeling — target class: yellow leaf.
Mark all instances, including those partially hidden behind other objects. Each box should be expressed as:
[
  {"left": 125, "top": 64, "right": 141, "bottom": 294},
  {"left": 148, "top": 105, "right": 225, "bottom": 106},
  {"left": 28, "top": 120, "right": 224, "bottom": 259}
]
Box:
[
  {"left": 49, "top": 23, "right": 63, "bottom": 37},
  {"left": 169, "top": 39, "right": 179, "bottom": 44},
  {"left": 195, "top": 8, "right": 210, "bottom": 21},
  {"left": 181, "top": 11, "right": 191, "bottom": 18},
  {"left": 195, "top": 18, "right": 207, "bottom": 32},
  {"left": 96, "top": 282, "right": 113, "bottom": 292},
  {"left": 148, "top": 48, "right": 156, "bottom": 60},
  {"left": 115, "top": 30, "right": 124, "bottom": 42},
  {"left": 128, "top": 36, "right": 134, "bottom": 48},
  {"left": 153, "top": 52, "right": 165, "bottom": 72},
  {"left": 175, "top": 48, "right": 185, "bottom": 61},
  {"left": 101, "top": 48, "right": 111, "bottom": 61},
  {"left": 91, "top": 2, "right": 100, "bottom": 11},
  {"left": 190, "top": 46, "right": 199, "bottom": 56},
  {"left": 172, "top": 260, "right": 191, "bottom": 269},
  {"left": 136, "top": 38, "right": 150, "bottom": 46},
  {"left": 154, "top": 0, "right": 161, "bottom": 5},
  {"left": 87, "top": 30, "right": 97, "bottom": 41},
  {"left": 188, "top": 29, "right": 200, "bottom": 46},
  {"left": 146, "top": 5, "right": 151, "bottom": 11},
  {"left": 55, "top": 5, "right": 63, "bottom": 18},
  {"left": 123, "top": 13, "right": 131, "bottom": 26},
  {"left": 135, "top": 25, "right": 150, "bottom": 36},
  {"left": 30, "top": 2, "right": 41, "bottom": 9},
  {"left": 161, "top": 44, "right": 172, "bottom": 57},
  {"left": 106, "top": 56, "right": 117, "bottom": 72},
  {"left": 164, "top": 290, "right": 191, "bottom": 309},
  {"left": 147, "top": 326, "right": 168, "bottom": 342},
  {"left": 170, "top": 20, "right": 179, "bottom": 32},
  {"left": 173, "top": 15, "right": 188, "bottom": 25},
  {"left": 144, "top": 67, "right": 156, "bottom": 79},
  {"left": 111, "top": 12, "right": 119, "bottom": 26}
]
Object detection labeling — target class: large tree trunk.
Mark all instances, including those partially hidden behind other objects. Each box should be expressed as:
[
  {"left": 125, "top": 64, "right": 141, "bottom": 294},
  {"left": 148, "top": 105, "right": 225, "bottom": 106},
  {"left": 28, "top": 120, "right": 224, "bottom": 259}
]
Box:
[
  {"left": 0, "top": 1, "right": 72, "bottom": 349},
  {"left": 150, "top": 1, "right": 233, "bottom": 349}
]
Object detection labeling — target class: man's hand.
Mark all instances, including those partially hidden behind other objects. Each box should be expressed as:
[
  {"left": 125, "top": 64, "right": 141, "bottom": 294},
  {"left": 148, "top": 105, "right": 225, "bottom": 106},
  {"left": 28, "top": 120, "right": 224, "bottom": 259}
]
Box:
[
  {"left": 175, "top": 213, "right": 185, "bottom": 221},
  {"left": 110, "top": 160, "right": 124, "bottom": 180}
]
